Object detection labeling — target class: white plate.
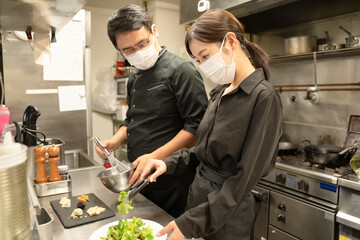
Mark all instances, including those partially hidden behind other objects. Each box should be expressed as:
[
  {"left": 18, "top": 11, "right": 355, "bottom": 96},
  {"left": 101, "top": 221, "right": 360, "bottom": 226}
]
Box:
[{"left": 89, "top": 219, "right": 166, "bottom": 240}]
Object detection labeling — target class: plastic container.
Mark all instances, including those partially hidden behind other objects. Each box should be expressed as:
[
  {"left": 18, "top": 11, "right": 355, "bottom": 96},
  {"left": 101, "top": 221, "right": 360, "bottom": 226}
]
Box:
[
  {"left": 350, "top": 156, "right": 360, "bottom": 179},
  {"left": 0, "top": 105, "right": 10, "bottom": 137}
]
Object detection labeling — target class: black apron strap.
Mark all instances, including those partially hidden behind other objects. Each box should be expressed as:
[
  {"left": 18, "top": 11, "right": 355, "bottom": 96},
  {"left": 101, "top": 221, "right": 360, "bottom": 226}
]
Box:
[{"left": 199, "top": 162, "right": 233, "bottom": 185}]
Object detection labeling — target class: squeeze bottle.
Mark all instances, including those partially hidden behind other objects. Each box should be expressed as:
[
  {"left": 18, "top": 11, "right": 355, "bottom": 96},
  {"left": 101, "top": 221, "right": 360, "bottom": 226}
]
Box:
[{"left": 0, "top": 105, "right": 10, "bottom": 137}]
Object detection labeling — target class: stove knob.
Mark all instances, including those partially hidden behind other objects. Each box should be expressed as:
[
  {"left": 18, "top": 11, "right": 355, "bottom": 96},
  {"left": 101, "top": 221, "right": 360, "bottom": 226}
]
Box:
[
  {"left": 277, "top": 214, "right": 285, "bottom": 222},
  {"left": 278, "top": 203, "right": 286, "bottom": 211},
  {"left": 298, "top": 180, "right": 309, "bottom": 191},
  {"left": 275, "top": 173, "right": 286, "bottom": 184}
]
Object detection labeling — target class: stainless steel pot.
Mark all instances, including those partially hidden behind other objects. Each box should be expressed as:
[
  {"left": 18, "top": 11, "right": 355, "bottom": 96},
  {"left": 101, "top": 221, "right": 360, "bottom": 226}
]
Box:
[
  {"left": 301, "top": 140, "right": 357, "bottom": 167},
  {"left": 285, "top": 36, "right": 317, "bottom": 55},
  {"left": 318, "top": 30, "right": 345, "bottom": 51},
  {"left": 318, "top": 43, "right": 345, "bottom": 51},
  {"left": 278, "top": 142, "right": 300, "bottom": 155},
  {"left": 339, "top": 26, "right": 360, "bottom": 48}
]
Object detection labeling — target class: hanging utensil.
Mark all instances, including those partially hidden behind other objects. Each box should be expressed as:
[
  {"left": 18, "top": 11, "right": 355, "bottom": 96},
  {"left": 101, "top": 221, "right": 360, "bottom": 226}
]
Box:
[{"left": 339, "top": 26, "right": 360, "bottom": 48}]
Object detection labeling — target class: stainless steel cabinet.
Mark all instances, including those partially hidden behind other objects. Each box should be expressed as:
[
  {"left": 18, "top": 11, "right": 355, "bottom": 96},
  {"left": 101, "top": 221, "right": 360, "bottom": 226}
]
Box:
[{"left": 269, "top": 191, "right": 335, "bottom": 240}]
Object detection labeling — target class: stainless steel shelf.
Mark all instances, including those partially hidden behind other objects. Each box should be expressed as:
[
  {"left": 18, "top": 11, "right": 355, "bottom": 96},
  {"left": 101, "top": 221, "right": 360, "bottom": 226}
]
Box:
[{"left": 270, "top": 47, "right": 360, "bottom": 63}]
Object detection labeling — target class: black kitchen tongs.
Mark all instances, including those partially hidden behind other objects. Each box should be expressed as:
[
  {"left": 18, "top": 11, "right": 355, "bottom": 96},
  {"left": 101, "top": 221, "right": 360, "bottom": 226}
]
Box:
[{"left": 125, "top": 170, "right": 155, "bottom": 200}]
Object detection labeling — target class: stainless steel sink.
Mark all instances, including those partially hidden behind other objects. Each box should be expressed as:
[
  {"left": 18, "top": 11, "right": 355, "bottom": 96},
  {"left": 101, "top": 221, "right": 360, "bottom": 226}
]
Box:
[{"left": 64, "top": 149, "right": 100, "bottom": 169}]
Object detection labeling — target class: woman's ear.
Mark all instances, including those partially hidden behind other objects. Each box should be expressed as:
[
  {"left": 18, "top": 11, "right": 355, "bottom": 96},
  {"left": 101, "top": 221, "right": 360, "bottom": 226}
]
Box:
[{"left": 225, "top": 32, "right": 237, "bottom": 49}]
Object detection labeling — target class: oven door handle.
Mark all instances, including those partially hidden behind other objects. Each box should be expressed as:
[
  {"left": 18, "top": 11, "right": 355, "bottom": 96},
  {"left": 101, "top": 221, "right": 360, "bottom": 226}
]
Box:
[
  {"left": 251, "top": 189, "right": 269, "bottom": 203},
  {"left": 337, "top": 211, "right": 360, "bottom": 231}
]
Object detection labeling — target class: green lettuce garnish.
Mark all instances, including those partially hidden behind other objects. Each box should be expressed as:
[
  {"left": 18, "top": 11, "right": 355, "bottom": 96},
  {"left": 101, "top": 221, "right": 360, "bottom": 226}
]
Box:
[
  {"left": 101, "top": 191, "right": 154, "bottom": 240},
  {"left": 117, "top": 190, "right": 134, "bottom": 216},
  {"left": 101, "top": 217, "right": 154, "bottom": 240}
]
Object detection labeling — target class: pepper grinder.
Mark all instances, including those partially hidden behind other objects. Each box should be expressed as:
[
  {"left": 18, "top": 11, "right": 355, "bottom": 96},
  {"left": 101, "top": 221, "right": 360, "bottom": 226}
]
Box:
[
  {"left": 34, "top": 146, "right": 48, "bottom": 184},
  {"left": 48, "top": 145, "right": 62, "bottom": 182}
]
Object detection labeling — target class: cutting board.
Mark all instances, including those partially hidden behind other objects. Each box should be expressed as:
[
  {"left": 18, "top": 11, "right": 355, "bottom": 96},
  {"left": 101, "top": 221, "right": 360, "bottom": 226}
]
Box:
[{"left": 50, "top": 193, "right": 115, "bottom": 228}]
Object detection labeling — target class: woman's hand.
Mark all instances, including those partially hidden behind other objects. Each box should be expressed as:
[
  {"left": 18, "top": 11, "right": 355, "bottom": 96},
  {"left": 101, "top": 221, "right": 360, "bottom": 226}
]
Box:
[
  {"left": 95, "top": 139, "right": 116, "bottom": 159},
  {"left": 139, "top": 159, "right": 167, "bottom": 183},
  {"left": 128, "top": 153, "right": 155, "bottom": 185},
  {"left": 156, "top": 221, "right": 185, "bottom": 240}
]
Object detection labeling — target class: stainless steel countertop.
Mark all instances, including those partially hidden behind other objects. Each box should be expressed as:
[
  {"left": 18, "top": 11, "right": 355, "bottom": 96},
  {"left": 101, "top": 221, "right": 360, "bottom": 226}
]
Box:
[
  {"left": 338, "top": 174, "right": 360, "bottom": 191},
  {"left": 38, "top": 166, "right": 174, "bottom": 240}
]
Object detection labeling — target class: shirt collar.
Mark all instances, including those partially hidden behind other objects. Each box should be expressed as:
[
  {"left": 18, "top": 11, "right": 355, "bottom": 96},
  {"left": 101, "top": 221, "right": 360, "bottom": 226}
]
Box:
[
  {"left": 158, "top": 46, "right": 167, "bottom": 60},
  {"left": 236, "top": 68, "right": 266, "bottom": 95},
  {"left": 209, "top": 68, "right": 266, "bottom": 99}
]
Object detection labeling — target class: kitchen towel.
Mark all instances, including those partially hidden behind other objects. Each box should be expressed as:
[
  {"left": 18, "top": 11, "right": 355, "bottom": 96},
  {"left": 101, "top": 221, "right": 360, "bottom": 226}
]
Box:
[{"left": 33, "top": 32, "right": 51, "bottom": 65}]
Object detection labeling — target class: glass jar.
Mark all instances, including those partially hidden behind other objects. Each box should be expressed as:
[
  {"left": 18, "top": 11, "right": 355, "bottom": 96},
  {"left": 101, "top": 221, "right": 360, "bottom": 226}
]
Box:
[{"left": 58, "top": 165, "right": 69, "bottom": 180}]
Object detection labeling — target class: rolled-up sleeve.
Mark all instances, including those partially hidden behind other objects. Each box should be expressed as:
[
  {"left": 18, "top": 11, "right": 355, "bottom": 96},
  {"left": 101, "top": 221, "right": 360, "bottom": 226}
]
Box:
[
  {"left": 171, "top": 62, "right": 208, "bottom": 135},
  {"left": 175, "top": 90, "right": 283, "bottom": 238}
]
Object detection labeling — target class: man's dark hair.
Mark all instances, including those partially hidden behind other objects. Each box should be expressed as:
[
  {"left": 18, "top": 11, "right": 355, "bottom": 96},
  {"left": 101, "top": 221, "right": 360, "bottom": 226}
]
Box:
[{"left": 107, "top": 4, "right": 153, "bottom": 50}]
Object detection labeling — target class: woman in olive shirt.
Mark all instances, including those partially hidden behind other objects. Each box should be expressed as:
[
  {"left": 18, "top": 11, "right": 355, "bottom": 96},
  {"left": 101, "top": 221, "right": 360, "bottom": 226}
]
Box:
[{"left": 140, "top": 9, "right": 283, "bottom": 240}]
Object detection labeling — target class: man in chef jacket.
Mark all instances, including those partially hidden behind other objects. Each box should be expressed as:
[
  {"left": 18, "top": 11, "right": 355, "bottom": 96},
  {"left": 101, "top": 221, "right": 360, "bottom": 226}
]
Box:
[{"left": 95, "top": 4, "right": 208, "bottom": 218}]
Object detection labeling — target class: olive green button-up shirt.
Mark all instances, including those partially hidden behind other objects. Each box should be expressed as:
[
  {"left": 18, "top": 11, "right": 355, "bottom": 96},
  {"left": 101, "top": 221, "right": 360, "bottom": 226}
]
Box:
[
  {"left": 164, "top": 68, "right": 283, "bottom": 238},
  {"left": 122, "top": 47, "right": 208, "bottom": 162}
]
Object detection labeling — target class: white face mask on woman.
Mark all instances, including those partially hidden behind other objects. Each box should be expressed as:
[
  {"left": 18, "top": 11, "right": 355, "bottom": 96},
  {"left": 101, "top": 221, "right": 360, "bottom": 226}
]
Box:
[
  {"left": 199, "top": 35, "right": 235, "bottom": 85},
  {"left": 125, "top": 30, "right": 159, "bottom": 70}
]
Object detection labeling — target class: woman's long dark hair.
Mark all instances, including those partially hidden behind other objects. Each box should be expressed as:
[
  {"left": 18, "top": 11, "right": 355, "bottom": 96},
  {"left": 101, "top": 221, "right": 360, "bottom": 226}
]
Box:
[{"left": 185, "top": 9, "right": 270, "bottom": 80}]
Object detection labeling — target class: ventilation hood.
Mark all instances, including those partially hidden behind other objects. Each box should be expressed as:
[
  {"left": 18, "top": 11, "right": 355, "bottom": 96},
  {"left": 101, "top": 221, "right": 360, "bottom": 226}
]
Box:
[
  {"left": 180, "top": 0, "right": 298, "bottom": 25},
  {"left": 0, "top": 0, "right": 88, "bottom": 32}
]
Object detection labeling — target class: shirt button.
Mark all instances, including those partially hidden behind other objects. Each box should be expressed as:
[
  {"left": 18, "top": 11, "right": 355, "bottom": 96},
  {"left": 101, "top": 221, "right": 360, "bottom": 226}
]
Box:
[
  {"left": 128, "top": 148, "right": 131, "bottom": 152},
  {"left": 127, "top": 133, "right": 130, "bottom": 136},
  {"left": 133, "top": 89, "right": 136, "bottom": 92},
  {"left": 131, "top": 119, "right": 134, "bottom": 122},
  {"left": 133, "top": 104, "right": 135, "bottom": 108}
]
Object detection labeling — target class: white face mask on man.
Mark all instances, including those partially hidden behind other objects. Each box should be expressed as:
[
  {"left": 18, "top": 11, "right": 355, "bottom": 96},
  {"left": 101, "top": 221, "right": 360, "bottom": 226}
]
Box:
[
  {"left": 199, "top": 35, "right": 235, "bottom": 85},
  {"left": 125, "top": 27, "right": 159, "bottom": 70}
]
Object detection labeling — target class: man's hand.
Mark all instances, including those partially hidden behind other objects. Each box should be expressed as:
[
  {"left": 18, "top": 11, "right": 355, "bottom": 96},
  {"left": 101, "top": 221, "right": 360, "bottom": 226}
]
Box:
[
  {"left": 128, "top": 153, "right": 155, "bottom": 185},
  {"left": 95, "top": 139, "right": 117, "bottom": 159},
  {"left": 156, "top": 221, "right": 185, "bottom": 240}
]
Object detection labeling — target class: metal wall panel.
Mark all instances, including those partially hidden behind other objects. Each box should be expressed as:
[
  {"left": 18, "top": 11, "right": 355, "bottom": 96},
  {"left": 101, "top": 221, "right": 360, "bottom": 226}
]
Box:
[
  {"left": 260, "top": 12, "right": 360, "bottom": 146},
  {"left": 2, "top": 28, "right": 88, "bottom": 152}
]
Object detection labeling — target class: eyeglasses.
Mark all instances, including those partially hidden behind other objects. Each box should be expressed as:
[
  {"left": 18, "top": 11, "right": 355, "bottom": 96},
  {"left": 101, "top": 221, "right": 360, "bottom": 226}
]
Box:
[{"left": 121, "top": 32, "right": 152, "bottom": 56}]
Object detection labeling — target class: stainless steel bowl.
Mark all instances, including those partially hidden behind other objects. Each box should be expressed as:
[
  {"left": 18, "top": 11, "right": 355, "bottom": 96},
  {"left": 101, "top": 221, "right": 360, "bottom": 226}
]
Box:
[{"left": 97, "top": 167, "right": 133, "bottom": 193}]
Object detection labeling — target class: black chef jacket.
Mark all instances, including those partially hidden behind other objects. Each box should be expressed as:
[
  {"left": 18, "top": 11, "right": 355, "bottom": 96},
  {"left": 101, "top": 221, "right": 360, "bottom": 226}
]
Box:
[
  {"left": 122, "top": 47, "right": 208, "bottom": 217},
  {"left": 163, "top": 68, "right": 283, "bottom": 238}
]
